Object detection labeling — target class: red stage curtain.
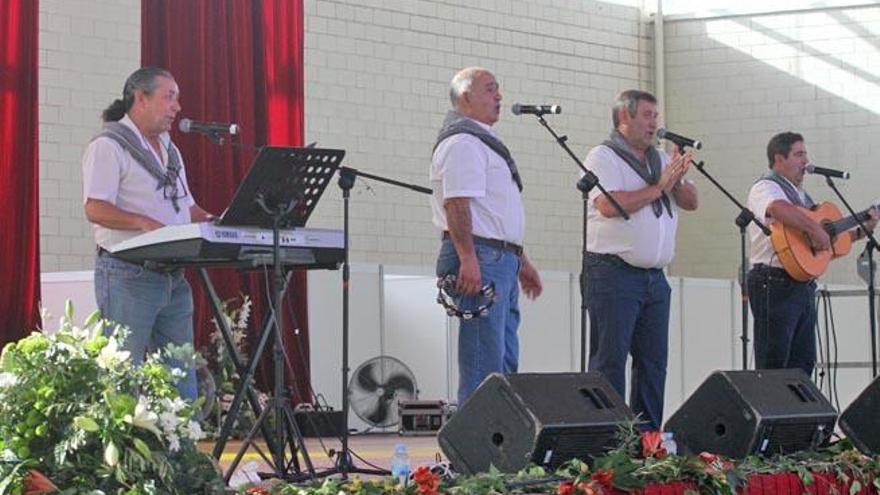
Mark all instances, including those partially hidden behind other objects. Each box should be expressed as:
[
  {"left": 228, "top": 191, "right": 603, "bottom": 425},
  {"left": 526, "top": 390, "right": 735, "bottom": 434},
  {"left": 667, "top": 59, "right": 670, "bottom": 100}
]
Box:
[
  {"left": 0, "top": 0, "right": 40, "bottom": 346},
  {"left": 141, "top": 0, "right": 311, "bottom": 403}
]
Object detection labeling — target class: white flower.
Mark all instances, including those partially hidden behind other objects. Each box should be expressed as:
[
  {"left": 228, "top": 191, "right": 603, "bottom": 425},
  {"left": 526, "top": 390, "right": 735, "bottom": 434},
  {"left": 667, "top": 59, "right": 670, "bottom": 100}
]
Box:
[
  {"left": 162, "top": 397, "right": 187, "bottom": 414},
  {"left": 0, "top": 373, "right": 18, "bottom": 388},
  {"left": 104, "top": 441, "right": 119, "bottom": 466},
  {"left": 124, "top": 396, "right": 162, "bottom": 439},
  {"left": 184, "top": 420, "right": 204, "bottom": 441},
  {"left": 167, "top": 432, "right": 181, "bottom": 453},
  {"left": 159, "top": 410, "right": 180, "bottom": 435},
  {"left": 237, "top": 297, "right": 252, "bottom": 329},
  {"left": 96, "top": 338, "right": 130, "bottom": 369}
]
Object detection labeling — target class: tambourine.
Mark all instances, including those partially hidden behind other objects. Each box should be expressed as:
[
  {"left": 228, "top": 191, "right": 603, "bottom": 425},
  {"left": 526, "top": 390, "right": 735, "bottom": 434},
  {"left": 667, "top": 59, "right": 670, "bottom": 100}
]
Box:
[{"left": 436, "top": 274, "right": 496, "bottom": 320}]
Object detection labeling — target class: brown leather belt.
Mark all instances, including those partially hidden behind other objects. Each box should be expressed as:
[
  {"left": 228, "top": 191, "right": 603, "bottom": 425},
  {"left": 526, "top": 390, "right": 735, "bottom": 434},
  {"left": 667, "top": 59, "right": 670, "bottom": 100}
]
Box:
[{"left": 442, "top": 231, "right": 523, "bottom": 256}]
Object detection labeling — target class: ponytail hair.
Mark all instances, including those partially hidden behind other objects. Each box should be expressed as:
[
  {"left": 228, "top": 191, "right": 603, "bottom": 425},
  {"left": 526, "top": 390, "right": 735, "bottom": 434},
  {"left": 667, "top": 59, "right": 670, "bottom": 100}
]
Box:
[
  {"left": 101, "top": 99, "right": 127, "bottom": 122},
  {"left": 100, "top": 66, "right": 174, "bottom": 122}
]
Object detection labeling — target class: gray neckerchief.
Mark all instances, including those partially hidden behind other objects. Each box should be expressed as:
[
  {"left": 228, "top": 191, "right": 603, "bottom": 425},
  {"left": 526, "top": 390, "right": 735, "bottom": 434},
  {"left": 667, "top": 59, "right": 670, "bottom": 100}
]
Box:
[
  {"left": 757, "top": 171, "right": 815, "bottom": 208},
  {"left": 93, "top": 121, "right": 184, "bottom": 212},
  {"left": 433, "top": 110, "right": 522, "bottom": 192},
  {"left": 602, "top": 130, "right": 671, "bottom": 218}
]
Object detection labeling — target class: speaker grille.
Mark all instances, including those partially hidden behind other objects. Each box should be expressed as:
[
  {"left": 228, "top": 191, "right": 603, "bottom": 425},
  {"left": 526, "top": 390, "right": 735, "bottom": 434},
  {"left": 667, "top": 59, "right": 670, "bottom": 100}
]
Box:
[{"left": 533, "top": 425, "right": 620, "bottom": 469}]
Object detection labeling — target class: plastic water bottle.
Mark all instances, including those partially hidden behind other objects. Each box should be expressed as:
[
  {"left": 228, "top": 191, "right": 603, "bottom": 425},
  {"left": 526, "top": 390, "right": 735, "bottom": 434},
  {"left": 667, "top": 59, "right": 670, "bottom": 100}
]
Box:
[
  {"left": 661, "top": 432, "right": 678, "bottom": 456},
  {"left": 390, "top": 443, "right": 411, "bottom": 487}
]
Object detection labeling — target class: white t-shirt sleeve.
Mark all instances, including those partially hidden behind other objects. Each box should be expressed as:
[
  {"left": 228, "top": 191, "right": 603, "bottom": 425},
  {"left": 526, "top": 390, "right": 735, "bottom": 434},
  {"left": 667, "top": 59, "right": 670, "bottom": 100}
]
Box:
[
  {"left": 439, "top": 136, "right": 488, "bottom": 199},
  {"left": 584, "top": 145, "right": 628, "bottom": 202},
  {"left": 82, "top": 137, "right": 125, "bottom": 204},
  {"left": 749, "top": 180, "right": 788, "bottom": 222}
]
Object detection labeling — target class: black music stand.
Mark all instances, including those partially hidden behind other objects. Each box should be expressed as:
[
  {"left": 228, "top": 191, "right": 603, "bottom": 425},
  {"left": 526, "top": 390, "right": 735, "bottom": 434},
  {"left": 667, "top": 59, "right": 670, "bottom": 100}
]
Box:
[{"left": 212, "top": 146, "right": 344, "bottom": 482}]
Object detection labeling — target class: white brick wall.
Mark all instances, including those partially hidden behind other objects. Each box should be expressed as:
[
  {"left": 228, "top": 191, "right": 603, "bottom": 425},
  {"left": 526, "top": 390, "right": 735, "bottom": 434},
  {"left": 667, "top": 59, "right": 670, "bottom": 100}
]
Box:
[
  {"left": 302, "top": 0, "right": 652, "bottom": 271},
  {"left": 38, "top": 0, "right": 141, "bottom": 272},
  {"left": 664, "top": 5, "right": 880, "bottom": 285},
  {"left": 39, "top": 0, "right": 650, "bottom": 274}
]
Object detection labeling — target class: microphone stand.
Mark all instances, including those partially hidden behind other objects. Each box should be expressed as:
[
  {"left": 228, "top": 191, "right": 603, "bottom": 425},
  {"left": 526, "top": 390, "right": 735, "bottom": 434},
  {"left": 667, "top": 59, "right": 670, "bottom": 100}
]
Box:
[
  {"left": 531, "top": 114, "right": 629, "bottom": 372},
  {"left": 822, "top": 176, "right": 878, "bottom": 377},
  {"left": 689, "top": 157, "right": 770, "bottom": 370},
  {"left": 324, "top": 166, "right": 431, "bottom": 479}
]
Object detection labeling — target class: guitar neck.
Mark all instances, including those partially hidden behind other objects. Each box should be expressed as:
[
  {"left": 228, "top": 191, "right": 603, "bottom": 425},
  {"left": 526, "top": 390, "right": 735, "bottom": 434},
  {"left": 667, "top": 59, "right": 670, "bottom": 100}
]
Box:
[{"left": 830, "top": 207, "right": 874, "bottom": 236}]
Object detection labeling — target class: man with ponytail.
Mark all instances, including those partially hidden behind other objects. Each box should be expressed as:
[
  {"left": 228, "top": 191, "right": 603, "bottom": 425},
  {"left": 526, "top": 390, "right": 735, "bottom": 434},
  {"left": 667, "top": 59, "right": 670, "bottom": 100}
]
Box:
[{"left": 82, "top": 67, "right": 213, "bottom": 402}]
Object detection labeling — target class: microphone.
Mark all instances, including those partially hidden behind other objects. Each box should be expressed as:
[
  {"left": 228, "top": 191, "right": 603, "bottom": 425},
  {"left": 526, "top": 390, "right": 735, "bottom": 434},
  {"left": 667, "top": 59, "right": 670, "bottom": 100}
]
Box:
[
  {"left": 657, "top": 128, "right": 702, "bottom": 150},
  {"left": 806, "top": 163, "right": 850, "bottom": 180},
  {"left": 178, "top": 118, "right": 239, "bottom": 136},
  {"left": 511, "top": 104, "right": 562, "bottom": 116}
]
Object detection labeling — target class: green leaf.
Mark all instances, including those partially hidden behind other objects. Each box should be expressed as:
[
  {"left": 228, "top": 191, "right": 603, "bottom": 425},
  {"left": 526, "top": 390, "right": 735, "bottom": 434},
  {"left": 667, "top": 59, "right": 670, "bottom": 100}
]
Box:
[
  {"left": 82, "top": 309, "right": 101, "bottom": 329},
  {"left": 851, "top": 480, "right": 862, "bottom": 495},
  {"left": 65, "top": 300, "right": 75, "bottom": 321},
  {"left": 104, "top": 391, "right": 137, "bottom": 420},
  {"left": 132, "top": 438, "right": 152, "bottom": 461},
  {"left": 73, "top": 416, "right": 100, "bottom": 432}
]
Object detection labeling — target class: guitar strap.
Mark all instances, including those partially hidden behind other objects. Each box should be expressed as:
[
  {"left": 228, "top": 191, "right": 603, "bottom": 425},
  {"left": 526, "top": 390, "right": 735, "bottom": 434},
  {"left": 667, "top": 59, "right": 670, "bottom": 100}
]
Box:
[{"left": 757, "top": 171, "right": 815, "bottom": 209}]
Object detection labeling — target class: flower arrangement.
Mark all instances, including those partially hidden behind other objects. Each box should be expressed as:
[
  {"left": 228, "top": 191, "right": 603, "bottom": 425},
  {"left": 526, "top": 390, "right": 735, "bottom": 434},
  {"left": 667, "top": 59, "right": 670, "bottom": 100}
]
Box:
[
  {"left": 202, "top": 295, "right": 266, "bottom": 440},
  {"left": 0, "top": 302, "right": 224, "bottom": 494},
  {"left": 240, "top": 422, "right": 880, "bottom": 495}
]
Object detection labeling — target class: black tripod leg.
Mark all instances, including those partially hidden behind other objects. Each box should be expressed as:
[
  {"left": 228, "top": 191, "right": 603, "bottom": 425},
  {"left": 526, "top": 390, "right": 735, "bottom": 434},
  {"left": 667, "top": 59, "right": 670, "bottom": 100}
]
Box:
[
  {"left": 223, "top": 399, "right": 274, "bottom": 484},
  {"left": 213, "top": 309, "right": 281, "bottom": 459},
  {"left": 200, "top": 269, "right": 281, "bottom": 459},
  {"left": 280, "top": 402, "right": 315, "bottom": 477}
]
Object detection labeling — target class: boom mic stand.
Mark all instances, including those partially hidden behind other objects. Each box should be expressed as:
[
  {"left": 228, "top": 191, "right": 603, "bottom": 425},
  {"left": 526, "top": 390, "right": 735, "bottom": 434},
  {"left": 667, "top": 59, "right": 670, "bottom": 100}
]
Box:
[
  {"left": 688, "top": 157, "right": 770, "bottom": 370},
  {"left": 822, "top": 177, "right": 878, "bottom": 377},
  {"left": 326, "top": 166, "right": 432, "bottom": 478},
  {"left": 530, "top": 114, "right": 628, "bottom": 372}
]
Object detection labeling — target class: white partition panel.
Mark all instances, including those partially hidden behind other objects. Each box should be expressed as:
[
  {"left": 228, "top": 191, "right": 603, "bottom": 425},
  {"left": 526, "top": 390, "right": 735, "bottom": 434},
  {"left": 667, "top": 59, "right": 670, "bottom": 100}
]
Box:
[
  {"left": 676, "top": 277, "right": 737, "bottom": 418},
  {"left": 382, "top": 266, "right": 450, "bottom": 403},
  {"left": 519, "top": 270, "right": 576, "bottom": 373},
  {"left": 40, "top": 271, "right": 98, "bottom": 329},
  {"left": 814, "top": 284, "right": 879, "bottom": 411},
  {"left": 307, "top": 264, "right": 383, "bottom": 431},
  {"left": 664, "top": 277, "right": 684, "bottom": 421},
  {"left": 569, "top": 273, "right": 584, "bottom": 372}
]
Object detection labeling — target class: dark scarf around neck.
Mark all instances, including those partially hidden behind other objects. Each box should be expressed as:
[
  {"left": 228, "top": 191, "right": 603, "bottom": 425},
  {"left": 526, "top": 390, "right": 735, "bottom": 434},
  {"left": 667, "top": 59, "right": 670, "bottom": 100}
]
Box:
[
  {"left": 93, "top": 121, "right": 184, "bottom": 212},
  {"left": 758, "top": 170, "right": 815, "bottom": 208},
  {"left": 602, "top": 130, "right": 671, "bottom": 218},
  {"left": 433, "top": 110, "right": 522, "bottom": 192}
]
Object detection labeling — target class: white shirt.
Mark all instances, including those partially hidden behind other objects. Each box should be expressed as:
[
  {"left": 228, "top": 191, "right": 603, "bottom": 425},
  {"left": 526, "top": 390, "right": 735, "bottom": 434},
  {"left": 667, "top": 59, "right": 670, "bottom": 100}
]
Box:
[
  {"left": 430, "top": 119, "right": 525, "bottom": 244},
  {"left": 748, "top": 177, "right": 808, "bottom": 267},
  {"left": 584, "top": 145, "right": 678, "bottom": 269},
  {"left": 82, "top": 115, "right": 195, "bottom": 249}
]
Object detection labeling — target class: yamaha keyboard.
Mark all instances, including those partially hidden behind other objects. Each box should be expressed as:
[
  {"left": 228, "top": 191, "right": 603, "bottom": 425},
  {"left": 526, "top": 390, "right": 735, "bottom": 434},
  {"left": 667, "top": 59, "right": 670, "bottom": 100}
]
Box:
[{"left": 108, "top": 222, "right": 344, "bottom": 269}]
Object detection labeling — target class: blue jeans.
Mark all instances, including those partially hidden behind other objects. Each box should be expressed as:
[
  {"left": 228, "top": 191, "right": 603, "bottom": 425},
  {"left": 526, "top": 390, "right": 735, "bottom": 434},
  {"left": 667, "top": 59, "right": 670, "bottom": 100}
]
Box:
[
  {"left": 748, "top": 265, "right": 817, "bottom": 376},
  {"left": 436, "top": 239, "right": 521, "bottom": 405},
  {"left": 95, "top": 252, "right": 198, "bottom": 401},
  {"left": 586, "top": 253, "right": 671, "bottom": 430}
]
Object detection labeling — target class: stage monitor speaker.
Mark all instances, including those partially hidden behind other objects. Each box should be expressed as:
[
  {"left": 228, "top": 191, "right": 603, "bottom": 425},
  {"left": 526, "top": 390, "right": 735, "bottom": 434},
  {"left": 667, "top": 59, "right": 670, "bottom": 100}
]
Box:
[
  {"left": 839, "top": 376, "right": 880, "bottom": 456},
  {"left": 437, "top": 372, "right": 635, "bottom": 475},
  {"left": 664, "top": 369, "right": 837, "bottom": 459}
]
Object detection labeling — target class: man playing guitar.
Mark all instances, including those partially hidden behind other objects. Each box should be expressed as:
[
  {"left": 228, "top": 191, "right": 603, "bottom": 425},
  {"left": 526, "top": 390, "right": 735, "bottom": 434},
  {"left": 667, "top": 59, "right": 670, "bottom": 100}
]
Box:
[{"left": 747, "top": 131, "right": 879, "bottom": 375}]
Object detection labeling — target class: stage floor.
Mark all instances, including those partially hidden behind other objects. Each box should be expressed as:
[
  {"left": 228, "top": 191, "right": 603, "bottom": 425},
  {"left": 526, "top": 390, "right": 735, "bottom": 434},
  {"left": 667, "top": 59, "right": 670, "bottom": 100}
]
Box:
[{"left": 203, "top": 433, "right": 444, "bottom": 487}]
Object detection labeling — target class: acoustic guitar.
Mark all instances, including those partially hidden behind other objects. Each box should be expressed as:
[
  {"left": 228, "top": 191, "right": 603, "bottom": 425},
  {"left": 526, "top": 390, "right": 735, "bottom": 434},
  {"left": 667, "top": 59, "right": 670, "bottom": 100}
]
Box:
[{"left": 770, "top": 201, "right": 878, "bottom": 281}]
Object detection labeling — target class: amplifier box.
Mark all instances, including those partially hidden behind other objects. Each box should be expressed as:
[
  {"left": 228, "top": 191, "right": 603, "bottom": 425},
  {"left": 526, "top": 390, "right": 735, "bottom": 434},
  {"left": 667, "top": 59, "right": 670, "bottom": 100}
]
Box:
[
  {"left": 294, "top": 409, "right": 344, "bottom": 438},
  {"left": 399, "top": 400, "right": 449, "bottom": 436}
]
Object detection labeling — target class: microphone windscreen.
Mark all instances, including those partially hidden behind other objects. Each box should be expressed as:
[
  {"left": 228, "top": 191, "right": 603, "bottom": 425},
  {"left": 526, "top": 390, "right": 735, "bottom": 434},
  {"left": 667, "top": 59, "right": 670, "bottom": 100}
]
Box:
[
  {"left": 511, "top": 103, "right": 522, "bottom": 115},
  {"left": 178, "top": 118, "right": 192, "bottom": 133}
]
